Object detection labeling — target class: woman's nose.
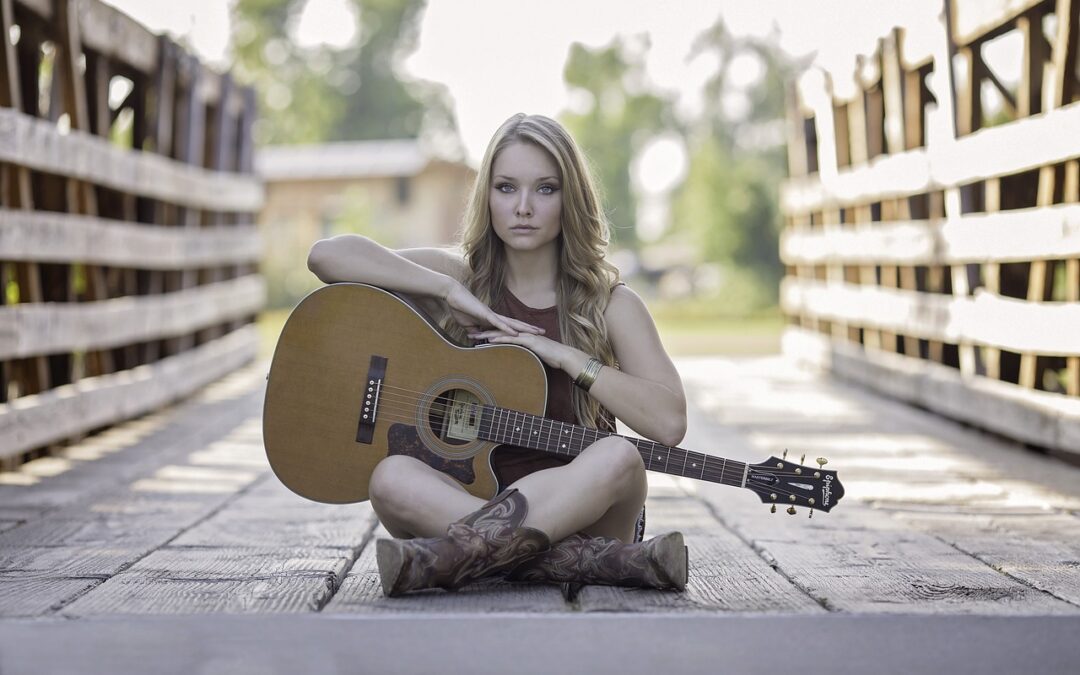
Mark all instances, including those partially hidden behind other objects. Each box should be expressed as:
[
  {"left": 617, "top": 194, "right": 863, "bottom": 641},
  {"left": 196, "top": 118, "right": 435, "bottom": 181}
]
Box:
[{"left": 516, "top": 193, "right": 532, "bottom": 216}]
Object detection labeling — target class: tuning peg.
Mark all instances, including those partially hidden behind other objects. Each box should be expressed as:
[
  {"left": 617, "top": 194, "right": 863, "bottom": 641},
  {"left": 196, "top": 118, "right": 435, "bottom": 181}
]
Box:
[
  {"left": 782, "top": 449, "right": 788, "bottom": 460},
  {"left": 786, "top": 506, "right": 797, "bottom": 515},
  {"left": 808, "top": 508, "right": 814, "bottom": 519},
  {"left": 816, "top": 457, "right": 828, "bottom": 468},
  {"left": 770, "top": 504, "right": 776, "bottom": 514},
  {"left": 800, "top": 454, "right": 805, "bottom": 465}
]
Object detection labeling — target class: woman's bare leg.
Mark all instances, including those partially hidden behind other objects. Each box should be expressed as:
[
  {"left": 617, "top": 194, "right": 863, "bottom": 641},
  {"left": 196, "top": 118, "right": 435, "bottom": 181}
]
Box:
[
  {"left": 369, "top": 435, "right": 646, "bottom": 542},
  {"left": 368, "top": 455, "right": 484, "bottom": 538},
  {"left": 510, "top": 435, "right": 647, "bottom": 542}
]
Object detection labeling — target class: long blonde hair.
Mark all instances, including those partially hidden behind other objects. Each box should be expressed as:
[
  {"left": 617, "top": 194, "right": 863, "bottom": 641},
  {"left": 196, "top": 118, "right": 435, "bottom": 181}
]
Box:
[{"left": 443, "top": 113, "right": 621, "bottom": 431}]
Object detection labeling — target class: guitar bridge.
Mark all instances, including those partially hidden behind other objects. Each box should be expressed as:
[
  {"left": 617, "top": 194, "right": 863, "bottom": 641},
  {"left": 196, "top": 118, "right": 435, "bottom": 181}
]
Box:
[{"left": 356, "top": 355, "right": 387, "bottom": 444}]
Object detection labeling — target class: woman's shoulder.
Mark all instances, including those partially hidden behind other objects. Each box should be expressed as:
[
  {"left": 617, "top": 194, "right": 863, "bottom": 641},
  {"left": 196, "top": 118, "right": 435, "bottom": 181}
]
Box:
[{"left": 604, "top": 281, "right": 648, "bottom": 321}]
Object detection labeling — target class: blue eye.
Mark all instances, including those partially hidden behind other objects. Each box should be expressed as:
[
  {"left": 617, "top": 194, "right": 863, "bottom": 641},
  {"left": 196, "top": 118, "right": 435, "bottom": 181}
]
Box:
[{"left": 495, "top": 183, "right": 514, "bottom": 193}]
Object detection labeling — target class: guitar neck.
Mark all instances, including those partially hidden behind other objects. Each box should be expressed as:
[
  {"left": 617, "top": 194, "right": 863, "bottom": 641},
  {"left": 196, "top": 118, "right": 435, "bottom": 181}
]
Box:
[{"left": 478, "top": 405, "right": 748, "bottom": 488}]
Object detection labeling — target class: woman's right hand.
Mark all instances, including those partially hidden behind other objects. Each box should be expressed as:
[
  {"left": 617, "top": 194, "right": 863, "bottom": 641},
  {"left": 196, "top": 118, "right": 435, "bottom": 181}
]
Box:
[{"left": 443, "top": 281, "right": 545, "bottom": 338}]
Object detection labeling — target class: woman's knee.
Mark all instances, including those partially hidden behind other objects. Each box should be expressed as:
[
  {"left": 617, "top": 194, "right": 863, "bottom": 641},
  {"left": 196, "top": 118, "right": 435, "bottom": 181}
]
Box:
[
  {"left": 369, "top": 455, "right": 425, "bottom": 509},
  {"left": 582, "top": 436, "right": 646, "bottom": 491}
]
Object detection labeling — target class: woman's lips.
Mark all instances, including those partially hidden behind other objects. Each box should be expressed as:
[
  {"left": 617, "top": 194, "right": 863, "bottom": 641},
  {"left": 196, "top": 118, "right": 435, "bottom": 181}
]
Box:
[{"left": 510, "top": 226, "right": 537, "bottom": 233}]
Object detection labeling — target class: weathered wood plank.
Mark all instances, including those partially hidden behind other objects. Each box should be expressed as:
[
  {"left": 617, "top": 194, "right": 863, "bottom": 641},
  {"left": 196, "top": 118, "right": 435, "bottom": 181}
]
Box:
[
  {"left": 0, "top": 545, "right": 137, "bottom": 577},
  {"left": 0, "top": 394, "right": 262, "bottom": 516},
  {"left": 169, "top": 502, "right": 375, "bottom": 550},
  {"left": 60, "top": 575, "right": 334, "bottom": 616},
  {"left": 0, "top": 515, "right": 180, "bottom": 549},
  {"left": 896, "top": 511, "right": 1080, "bottom": 606},
  {"left": 0, "top": 274, "right": 264, "bottom": 359},
  {"left": 781, "top": 101, "right": 1080, "bottom": 213},
  {"left": 0, "top": 108, "right": 263, "bottom": 211},
  {"left": 16, "top": 0, "right": 244, "bottom": 114},
  {"left": 757, "top": 529, "right": 1076, "bottom": 614},
  {"left": 782, "top": 327, "right": 1080, "bottom": 457},
  {"left": 120, "top": 546, "right": 353, "bottom": 581},
  {"left": 0, "top": 326, "right": 258, "bottom": 460},
  {"left": 781, "top": 203, "right": 1080, "bottom": 265},
  {"left": 951, "top": 0, "right": 1050, "bottom": 47},
  {"left": 781, "top": 277, "right": 1080, "bottom": 355},
  {"left": 781, "top": 147, "right": 931, "bottom": 214},
  {"left": 0, "top": 577, "right": 101, "bottom": 617},
  {"left": 0, "top": 210, "right": 261, "bottom": 267},
  {"left": 577, "top": 533, "right": 824, "bottom": 614}
]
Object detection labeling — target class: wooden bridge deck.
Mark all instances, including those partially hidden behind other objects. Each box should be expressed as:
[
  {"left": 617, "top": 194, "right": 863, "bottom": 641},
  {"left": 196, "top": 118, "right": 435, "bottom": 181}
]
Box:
[{"left": 2, "top": 356, "right": 1079, "bottom": 670}]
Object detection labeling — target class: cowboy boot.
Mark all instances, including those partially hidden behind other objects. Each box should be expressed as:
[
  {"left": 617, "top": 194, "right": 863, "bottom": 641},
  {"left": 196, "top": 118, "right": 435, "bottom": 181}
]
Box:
[
  {"left": 507, "top": 531, "right": 688, "bottom": 591},
  {"left": 376, "top": 488, "right": 550, "bottom": 597}
]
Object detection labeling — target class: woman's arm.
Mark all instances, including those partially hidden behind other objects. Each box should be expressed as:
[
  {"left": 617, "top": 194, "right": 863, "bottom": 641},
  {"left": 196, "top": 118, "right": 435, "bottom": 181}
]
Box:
[
  {"left": 307, "top": 234, "right": 459, "bottom": 299},
  {"left": 560, "top": 286, "right": 687, "bottom": 447},
  {"left": 308, "top": 234, "right": 545, "bottom": 337}
]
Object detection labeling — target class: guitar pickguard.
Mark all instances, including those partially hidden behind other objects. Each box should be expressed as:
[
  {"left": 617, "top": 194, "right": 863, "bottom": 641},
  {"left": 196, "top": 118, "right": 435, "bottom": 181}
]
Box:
[{"left": 387, "top": 423, "right": 476, "bottom": 484}]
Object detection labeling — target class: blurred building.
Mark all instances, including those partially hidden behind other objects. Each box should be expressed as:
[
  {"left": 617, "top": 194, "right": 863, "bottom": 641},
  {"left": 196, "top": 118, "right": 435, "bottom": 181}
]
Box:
[{"left": 256, "top": 139, "right": 476, "bottom": 306}]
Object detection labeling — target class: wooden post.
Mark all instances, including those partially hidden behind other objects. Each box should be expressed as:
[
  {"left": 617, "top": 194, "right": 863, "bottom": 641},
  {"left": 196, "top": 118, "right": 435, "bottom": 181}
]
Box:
[
  {"left": 0, "top": 0, "right": 50, "bottom": 397},
  {"left": 1066, "top": 159, "right": 1080, "bottom": 396},
  {"left": 1019, "top": 0, "right": 1079, "bottom": 389},
  {"left": 982, "top": 177, "right": 1002, "bottom": 381},
  {"left": 56, "top": 0, "right": 114, "bottom": 379},
  {"left": 927, "top": 190, "right": 946, "bottom": 363},
  {"left": 1052, "top": 0, "right": 1079, "bottom": 110},
  {"left": 957, "top": 43, "right": 985, "bottom": 135},
  {"left": 881, "top": 30, "right": 908, "bottom": 154},
  {"left": 1017, "top": 8, "right": 1049, "bottom": 117}
]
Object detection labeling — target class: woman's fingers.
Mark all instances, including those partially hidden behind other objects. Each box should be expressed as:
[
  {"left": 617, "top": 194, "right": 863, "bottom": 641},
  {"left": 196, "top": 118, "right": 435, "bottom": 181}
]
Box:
[{"left": 486, "top": 312, "right": 544, "bottom": 336}]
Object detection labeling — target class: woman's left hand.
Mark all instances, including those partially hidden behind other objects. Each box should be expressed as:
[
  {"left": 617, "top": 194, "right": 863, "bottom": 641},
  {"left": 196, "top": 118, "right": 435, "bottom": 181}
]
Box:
[{"left": 469, "top": 329, "right": 577, "bottom": 371}]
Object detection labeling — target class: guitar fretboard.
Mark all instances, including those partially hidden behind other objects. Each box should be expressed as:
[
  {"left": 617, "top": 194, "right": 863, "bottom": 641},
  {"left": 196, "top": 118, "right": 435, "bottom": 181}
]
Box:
[{"left": 477, "top": 405, "right": 747, "bottom": 488}]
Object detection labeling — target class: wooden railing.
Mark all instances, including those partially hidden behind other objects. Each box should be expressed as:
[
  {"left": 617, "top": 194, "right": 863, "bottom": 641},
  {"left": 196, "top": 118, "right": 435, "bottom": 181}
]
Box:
[
  {"left": 781, "top": 0, "right": 1080, "bottom": 461},
  {"left": 0, "top": 0, "right": 264, "bottom": 465}
]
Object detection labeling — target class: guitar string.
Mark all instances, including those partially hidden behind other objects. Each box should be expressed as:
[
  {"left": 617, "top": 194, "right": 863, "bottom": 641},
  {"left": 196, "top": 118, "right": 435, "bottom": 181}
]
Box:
[
  {"left": 368, "top": 384, "right": 823, "bottom": 485},
  {"left": 369, "top": 388, "right": 748, "bottom": 486},
  {"left": 368, "top": 385, "right": 821, "bottom": 481},
  {"left": 358, "top": 390, "right": 818, "bottom": 501},
  {"left": 362, "top": 397, "right": 752, "bottom": 489},
  {"left": 352, "top": 398, "right": 815, "bottom": 504}
]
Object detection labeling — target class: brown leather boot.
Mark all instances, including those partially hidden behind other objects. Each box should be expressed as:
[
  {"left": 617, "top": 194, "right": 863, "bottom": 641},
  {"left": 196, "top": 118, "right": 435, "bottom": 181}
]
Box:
[
  {"left": 507, "top": 531, "right": 688, "bottom": 591},
  {"left": 376, "top": 488, "right": 550, "bottom": 597}
]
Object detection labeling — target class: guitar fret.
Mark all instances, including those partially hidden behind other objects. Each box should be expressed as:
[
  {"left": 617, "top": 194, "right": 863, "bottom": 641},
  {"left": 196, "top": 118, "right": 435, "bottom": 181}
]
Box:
[
  {"left": 479, "top": 405, "right": 749, "bottom": 491},
  {"left": 669, "top": 447, "right": 686, "bottom": 476},
  {"left": 638, "top": 440, "right": 654, "bottom": 469}
]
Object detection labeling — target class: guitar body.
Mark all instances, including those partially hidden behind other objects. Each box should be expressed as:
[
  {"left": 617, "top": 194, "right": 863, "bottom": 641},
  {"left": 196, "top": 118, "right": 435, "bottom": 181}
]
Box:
[{"left": 263, "top": 283, "right": 548, "bottom": 504}]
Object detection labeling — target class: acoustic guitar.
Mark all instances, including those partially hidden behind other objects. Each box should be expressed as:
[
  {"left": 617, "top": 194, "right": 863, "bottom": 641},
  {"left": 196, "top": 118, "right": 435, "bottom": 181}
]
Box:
[{"left": 262, "top": 283, "right": 844, "bottom": 516}]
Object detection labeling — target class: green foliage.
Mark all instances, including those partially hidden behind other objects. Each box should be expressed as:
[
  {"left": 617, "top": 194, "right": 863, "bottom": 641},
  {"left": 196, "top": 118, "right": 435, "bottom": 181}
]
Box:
[
  {"left": 560, "top": 38, "right": 675, "bottom": 251},
  {"left": 670, "top": 140, "right": 782, "bottom": 294},
  {"left": 231, "top": 0, "right": 459, "bottom": 146},
  {"left": 665, "top": 17, "right": 796, "bottom": 302},
  {"left": 557, "top": 18, "right": 795, "bottom": 308}
]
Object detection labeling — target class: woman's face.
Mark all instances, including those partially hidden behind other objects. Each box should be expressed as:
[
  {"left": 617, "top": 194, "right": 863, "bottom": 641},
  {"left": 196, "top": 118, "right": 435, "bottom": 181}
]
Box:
[{"left": 489, "top": 141, "right": 562, "bottom": 252}]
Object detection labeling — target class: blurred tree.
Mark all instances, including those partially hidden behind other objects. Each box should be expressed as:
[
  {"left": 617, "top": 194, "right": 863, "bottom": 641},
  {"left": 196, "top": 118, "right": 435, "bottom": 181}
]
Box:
[
  {"left": 671, "top": 141, "right": 779, "bottom": 283},
  {"left": 667, "top": 18, "right": 797, "bottom": 297},
  {"left": 560, "top": 37, "right": 677, "bottom": 251},
  {"left": 231, "top": 0, "right": 460, "bottom": 151}
]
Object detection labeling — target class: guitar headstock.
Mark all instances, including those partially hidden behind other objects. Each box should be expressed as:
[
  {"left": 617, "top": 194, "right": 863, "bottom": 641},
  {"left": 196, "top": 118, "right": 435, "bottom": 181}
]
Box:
[{"left": 744, "top": 452, "right": 844, "bottom": 517}]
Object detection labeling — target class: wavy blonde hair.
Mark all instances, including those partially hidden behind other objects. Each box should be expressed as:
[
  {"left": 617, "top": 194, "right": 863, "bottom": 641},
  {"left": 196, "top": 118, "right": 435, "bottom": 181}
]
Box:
[{"left": 442, "top": 113, "right": 621, "bottom": 431}]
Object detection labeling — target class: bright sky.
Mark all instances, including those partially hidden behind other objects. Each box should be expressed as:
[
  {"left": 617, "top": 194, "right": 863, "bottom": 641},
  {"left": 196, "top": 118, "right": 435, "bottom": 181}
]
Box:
[{"left": 102, "top": 0, "right": 941, "bottom": 163}]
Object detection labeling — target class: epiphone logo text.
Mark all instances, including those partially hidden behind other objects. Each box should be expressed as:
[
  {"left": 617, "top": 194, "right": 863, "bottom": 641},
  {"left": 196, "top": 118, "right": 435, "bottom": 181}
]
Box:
[{"left": 822, "top": 474, "right": 833, "bottom": 507}]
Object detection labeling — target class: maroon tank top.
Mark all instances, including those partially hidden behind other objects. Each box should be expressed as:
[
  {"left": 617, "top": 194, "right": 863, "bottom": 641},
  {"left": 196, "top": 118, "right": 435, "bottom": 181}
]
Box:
[{"left": 487, "top": 284, "right": 622, "bottom": 488}]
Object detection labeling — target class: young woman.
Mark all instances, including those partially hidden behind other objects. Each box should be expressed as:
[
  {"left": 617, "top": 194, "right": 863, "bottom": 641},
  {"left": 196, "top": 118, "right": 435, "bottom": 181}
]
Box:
[{"left": 306, "top": 113, "right": 688, "bottom": 596}]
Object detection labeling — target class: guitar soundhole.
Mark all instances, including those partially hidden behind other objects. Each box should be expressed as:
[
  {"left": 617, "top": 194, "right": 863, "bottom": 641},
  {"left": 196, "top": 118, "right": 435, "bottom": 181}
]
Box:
[{"left": 428, "top": 388, "right": 482, "bottom": 446}]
